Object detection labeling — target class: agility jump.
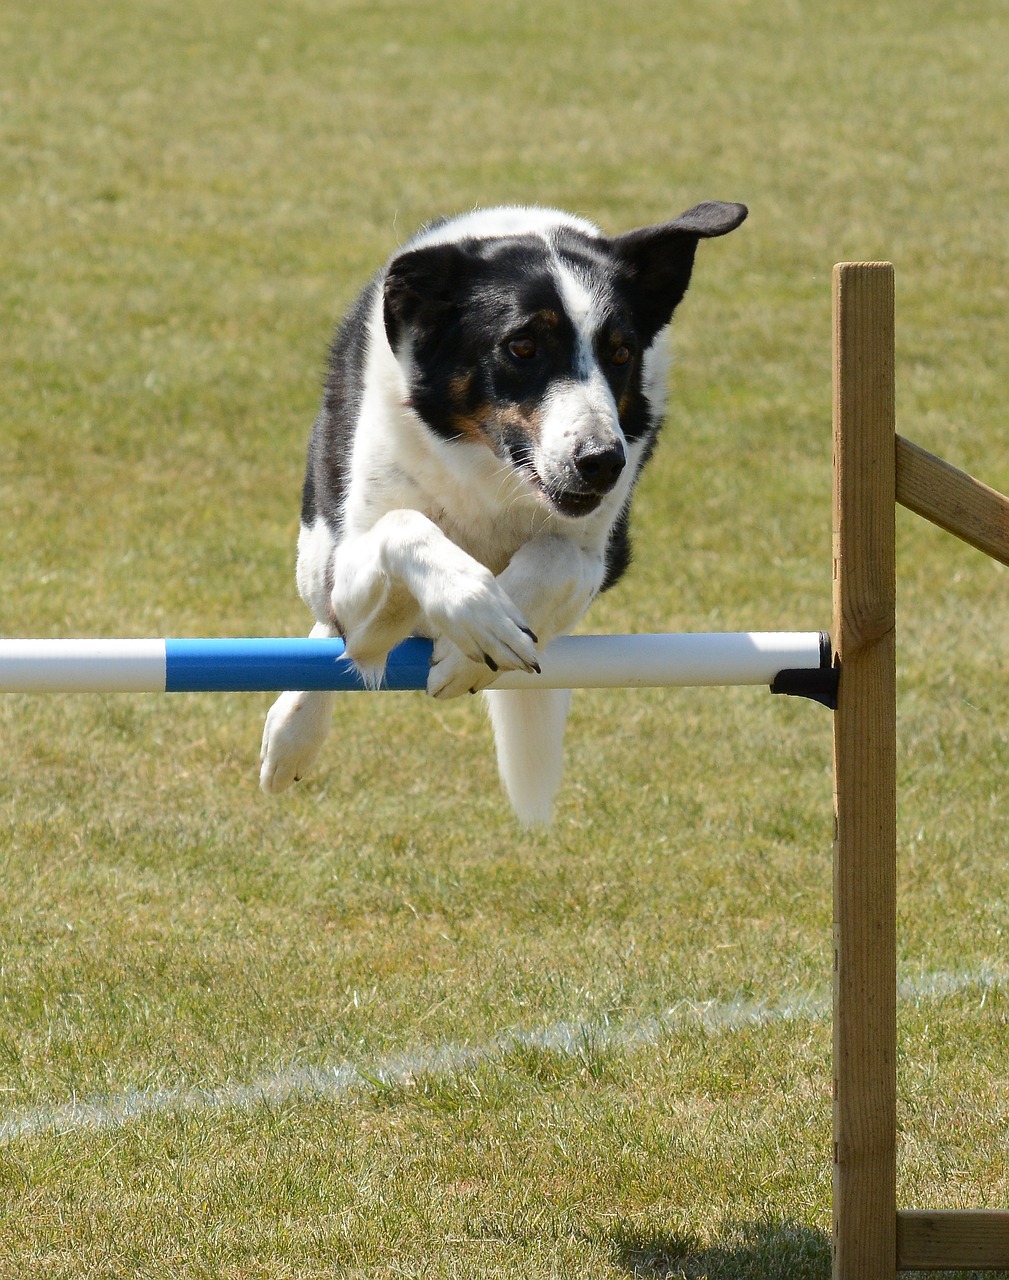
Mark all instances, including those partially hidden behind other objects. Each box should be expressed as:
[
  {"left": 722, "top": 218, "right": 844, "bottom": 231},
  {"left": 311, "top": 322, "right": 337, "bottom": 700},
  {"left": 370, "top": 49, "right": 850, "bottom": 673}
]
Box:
[
  {"left": 0, "top": 631, "right": 833, "bottom": 697},
  {"left": 4, "top": 265, "right": 1009, "bottom": 1277}
]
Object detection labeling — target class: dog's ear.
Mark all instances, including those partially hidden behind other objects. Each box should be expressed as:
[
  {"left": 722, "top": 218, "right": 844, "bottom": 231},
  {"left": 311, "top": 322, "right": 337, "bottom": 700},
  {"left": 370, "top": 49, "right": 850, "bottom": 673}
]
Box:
[
  {"left": 383, "top": 243, "right": 472, "bottom": 352},
  {"left": 611, "top": 201, "right": 747, "bottom": 342}
]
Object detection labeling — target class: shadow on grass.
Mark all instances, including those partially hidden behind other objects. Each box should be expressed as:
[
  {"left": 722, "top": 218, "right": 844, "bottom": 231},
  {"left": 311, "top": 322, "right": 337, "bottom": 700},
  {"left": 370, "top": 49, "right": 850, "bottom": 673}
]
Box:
[{"left": 611, "top": 1218, "right": 830, "bottom": 1279}]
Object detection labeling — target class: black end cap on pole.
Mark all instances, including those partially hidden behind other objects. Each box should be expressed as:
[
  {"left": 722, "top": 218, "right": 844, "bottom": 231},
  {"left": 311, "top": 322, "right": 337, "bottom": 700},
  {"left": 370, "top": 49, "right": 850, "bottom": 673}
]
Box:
[{"left": 769, "top": 631, "right": 839, "bottom": 710}]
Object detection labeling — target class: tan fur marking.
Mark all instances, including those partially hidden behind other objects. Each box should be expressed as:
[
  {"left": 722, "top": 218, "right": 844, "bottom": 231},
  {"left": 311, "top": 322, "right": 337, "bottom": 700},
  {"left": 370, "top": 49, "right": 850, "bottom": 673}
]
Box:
[
  {"left": 450, "top": 410, "right": 488, "bottom": 444},
  {"left": 493, "top": 402, "right": 543, "bottom": 444},
  {"left": 449, "top": 399, "right": 543, "bottom": 450},
  {"left": 448, "top": 373, "right": 483, "bottom": 443},
  {"left": 450, "top": 372, "right": 474, "bottom": 402}
]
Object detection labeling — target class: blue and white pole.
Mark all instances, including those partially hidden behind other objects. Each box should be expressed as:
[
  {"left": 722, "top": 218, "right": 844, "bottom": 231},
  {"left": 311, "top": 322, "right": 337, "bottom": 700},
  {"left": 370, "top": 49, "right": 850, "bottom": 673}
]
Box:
[{"left": 0, "top": 632, "right": 832, "bottom": 697}]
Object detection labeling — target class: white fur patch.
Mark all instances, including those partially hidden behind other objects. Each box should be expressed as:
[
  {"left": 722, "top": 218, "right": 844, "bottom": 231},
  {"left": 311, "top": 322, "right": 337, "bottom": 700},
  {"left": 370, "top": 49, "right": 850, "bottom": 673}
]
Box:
[
  {"left": 296, "top": 518, "right": 337, "bottom": 620},
  {"left": 548, "top": 254, "right": 611, "bottom": 378},
  {"left": 534, "top": 374, "right": 624, "bottom": 500},
  {"left": 403, "top": 205, "right": 602, "bottom": 252},
  {"left": 641, "top": 328, "right": 672, "bottom": 418}
]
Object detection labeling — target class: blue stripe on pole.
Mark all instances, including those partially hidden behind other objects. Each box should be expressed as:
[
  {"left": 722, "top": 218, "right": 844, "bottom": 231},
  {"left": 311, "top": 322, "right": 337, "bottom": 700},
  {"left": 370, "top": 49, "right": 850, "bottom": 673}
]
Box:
[{"left": 163, "top": 637, "right": 434, "bottom": 692}]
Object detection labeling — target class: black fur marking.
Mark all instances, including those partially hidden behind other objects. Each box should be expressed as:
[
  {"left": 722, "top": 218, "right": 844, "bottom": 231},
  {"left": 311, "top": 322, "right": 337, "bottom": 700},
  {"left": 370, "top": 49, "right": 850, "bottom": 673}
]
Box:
[
  {"left": 301, "top": 275, "right": 380, "bottom": 530},
  {"left": 601, "top": 503, "right": 633, "bottom": 593},
  {"left": 385, "top": 237, "right": 587, "bottom": 445}
]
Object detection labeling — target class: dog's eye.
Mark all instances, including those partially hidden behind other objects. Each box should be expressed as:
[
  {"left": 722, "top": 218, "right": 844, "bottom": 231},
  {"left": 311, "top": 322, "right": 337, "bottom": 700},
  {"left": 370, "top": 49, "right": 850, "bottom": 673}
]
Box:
[
  {"left": 611, "top": 344, "right": 632, "bottom": 366},
  {"left": 507, "top": 337, "right": 537, "bottom": 360}
]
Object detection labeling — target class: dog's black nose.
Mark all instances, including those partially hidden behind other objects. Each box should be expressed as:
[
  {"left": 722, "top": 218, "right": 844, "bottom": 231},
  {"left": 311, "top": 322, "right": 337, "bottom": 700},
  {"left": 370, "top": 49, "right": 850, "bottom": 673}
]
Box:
[{"left": 574, "top": 441, "right": 626, "bottom": 494}]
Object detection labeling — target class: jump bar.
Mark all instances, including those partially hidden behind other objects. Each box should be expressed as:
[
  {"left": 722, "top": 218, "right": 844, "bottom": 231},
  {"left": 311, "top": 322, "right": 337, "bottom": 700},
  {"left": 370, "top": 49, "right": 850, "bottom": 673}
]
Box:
[{"left": 0, "top": 632, "right": 832, "bottom": 695}]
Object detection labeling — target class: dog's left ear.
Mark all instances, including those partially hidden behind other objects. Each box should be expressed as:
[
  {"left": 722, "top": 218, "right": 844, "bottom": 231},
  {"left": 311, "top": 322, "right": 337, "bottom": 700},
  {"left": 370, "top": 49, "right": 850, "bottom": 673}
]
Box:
[{"left": 611, "top": 201, "right": 748, "bottom": 342}]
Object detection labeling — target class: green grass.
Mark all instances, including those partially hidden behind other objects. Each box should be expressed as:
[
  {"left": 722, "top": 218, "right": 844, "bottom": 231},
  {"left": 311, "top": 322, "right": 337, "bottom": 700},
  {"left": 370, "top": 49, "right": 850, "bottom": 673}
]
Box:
[{"left": 2, "top": 0, "right": 1009, "bottom": 1275}]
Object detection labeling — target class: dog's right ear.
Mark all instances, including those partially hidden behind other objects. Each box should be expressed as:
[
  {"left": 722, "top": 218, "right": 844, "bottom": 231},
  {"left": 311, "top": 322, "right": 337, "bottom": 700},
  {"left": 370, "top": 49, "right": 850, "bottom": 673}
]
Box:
[{"left": 383, "top": 243, "right": 471, "bottom": 352}]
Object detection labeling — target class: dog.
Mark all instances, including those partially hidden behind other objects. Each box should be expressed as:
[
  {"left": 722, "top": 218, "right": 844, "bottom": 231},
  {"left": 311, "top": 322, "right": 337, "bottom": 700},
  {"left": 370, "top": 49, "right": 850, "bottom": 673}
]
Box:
[{"left": 260, "top": 201, "right": 747, "bottom": 824}]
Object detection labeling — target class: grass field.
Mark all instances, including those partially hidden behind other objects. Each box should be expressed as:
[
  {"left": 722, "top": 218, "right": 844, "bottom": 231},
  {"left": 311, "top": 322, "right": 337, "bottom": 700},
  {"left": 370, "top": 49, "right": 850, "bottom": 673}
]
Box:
[{"left": 2, "top": 0, "right": 1009, "bottom": 1275}]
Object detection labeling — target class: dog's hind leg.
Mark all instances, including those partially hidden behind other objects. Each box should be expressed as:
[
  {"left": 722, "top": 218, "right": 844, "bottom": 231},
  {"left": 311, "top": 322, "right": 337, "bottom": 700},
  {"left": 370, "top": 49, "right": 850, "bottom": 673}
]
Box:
[
  {"left": 260, "top": 622, "right": 338, "bottom": 794},
  {"left": 484, "top": 686, "right": 572, "bottom": 827}
]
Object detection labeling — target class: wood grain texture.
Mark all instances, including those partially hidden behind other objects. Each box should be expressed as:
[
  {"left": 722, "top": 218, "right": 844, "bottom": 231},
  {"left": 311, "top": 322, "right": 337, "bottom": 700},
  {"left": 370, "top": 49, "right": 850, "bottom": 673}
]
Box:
[
  {"left": 897, "top": 1210, "right": 1009, "bottom": 1270},
  {"left": 895, "top": 434, "right": 1009, "bottom": 566},
  {"left": 831, "top": 263, "right": 897, "bottom": 1280}
]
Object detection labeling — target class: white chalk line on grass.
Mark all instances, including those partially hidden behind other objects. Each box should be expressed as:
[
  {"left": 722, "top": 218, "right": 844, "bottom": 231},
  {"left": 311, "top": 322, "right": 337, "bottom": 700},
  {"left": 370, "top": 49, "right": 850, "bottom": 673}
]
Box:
[{"left": 2, "top": 965, "right": 1005, "bottom": 1143}]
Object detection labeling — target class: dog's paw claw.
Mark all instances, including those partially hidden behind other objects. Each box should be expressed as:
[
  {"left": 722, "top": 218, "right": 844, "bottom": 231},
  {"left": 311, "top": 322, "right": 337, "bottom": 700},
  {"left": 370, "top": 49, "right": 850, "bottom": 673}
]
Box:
[
  {"left": 427, "top": 637, "right": 498, "bottom": 700},
  {"left": 425, "top": 571, "right": 540, "bottom": 677}
]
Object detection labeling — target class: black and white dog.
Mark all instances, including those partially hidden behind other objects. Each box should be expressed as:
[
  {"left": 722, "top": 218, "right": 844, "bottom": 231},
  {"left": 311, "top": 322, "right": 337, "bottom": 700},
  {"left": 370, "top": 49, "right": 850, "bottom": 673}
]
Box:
[{"left": 260, "top": 201, "right": 747, "bottom": 824}]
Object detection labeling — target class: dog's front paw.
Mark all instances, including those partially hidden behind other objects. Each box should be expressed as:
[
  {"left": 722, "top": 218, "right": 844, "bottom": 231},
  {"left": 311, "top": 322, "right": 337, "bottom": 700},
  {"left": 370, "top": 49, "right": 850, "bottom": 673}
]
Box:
[
  {"left": 426, "top": 570, "right": 541, "bottom": 678},
  {"left": 259, "top": 689, "right": 334, "bottom": 794},
  {"left": 426, "top": 636, "right": 501, "bottom": 700}
]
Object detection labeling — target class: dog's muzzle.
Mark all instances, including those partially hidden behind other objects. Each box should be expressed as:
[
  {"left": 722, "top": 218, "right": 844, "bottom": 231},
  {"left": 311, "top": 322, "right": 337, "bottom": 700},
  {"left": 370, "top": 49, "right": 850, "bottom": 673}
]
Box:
[{"left": 537, "top": 441, "right": 626, "bottom": 519}]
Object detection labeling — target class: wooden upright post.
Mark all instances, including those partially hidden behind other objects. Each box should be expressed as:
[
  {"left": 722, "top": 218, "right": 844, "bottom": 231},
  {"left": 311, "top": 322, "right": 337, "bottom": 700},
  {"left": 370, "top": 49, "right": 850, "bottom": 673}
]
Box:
[{"left": 831, "top": 263, "right": 897, "bottom": 1279}]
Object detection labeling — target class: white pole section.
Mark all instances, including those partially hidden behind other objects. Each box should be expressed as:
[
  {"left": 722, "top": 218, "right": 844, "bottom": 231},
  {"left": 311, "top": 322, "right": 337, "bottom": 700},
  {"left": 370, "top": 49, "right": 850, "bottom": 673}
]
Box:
[
  {"left": 493, "top": 631, "right": 826, "bottom": 690},
  {"left": 0, "top": 639, "right": 168, "bottom": 692}
]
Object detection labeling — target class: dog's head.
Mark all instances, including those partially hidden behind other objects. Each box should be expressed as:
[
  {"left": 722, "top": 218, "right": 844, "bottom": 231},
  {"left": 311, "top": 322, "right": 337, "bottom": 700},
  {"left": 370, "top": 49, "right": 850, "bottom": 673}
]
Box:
[{"left": 382, "top": 202, "right": 747, "bottom": 519}]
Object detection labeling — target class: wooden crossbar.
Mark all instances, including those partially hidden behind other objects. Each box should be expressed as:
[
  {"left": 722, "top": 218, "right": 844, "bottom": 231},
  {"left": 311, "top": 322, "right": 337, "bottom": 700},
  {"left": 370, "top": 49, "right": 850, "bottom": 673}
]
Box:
[
  {"left": 896, "top": 434, "right": 1009, "bottom": 567},
  {"left": 897, "top": 1211, "right": 1009, "bottom": 1271},
  {"left": 833, "top": 265, "right": 1009, "bottom": 1277}
]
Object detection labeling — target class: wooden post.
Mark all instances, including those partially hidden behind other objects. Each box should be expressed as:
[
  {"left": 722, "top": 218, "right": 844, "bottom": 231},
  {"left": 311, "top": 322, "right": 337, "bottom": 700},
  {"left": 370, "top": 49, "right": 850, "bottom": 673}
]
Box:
[{"left": 832, "top": 263, "right": 897, "bottom": 1279}]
